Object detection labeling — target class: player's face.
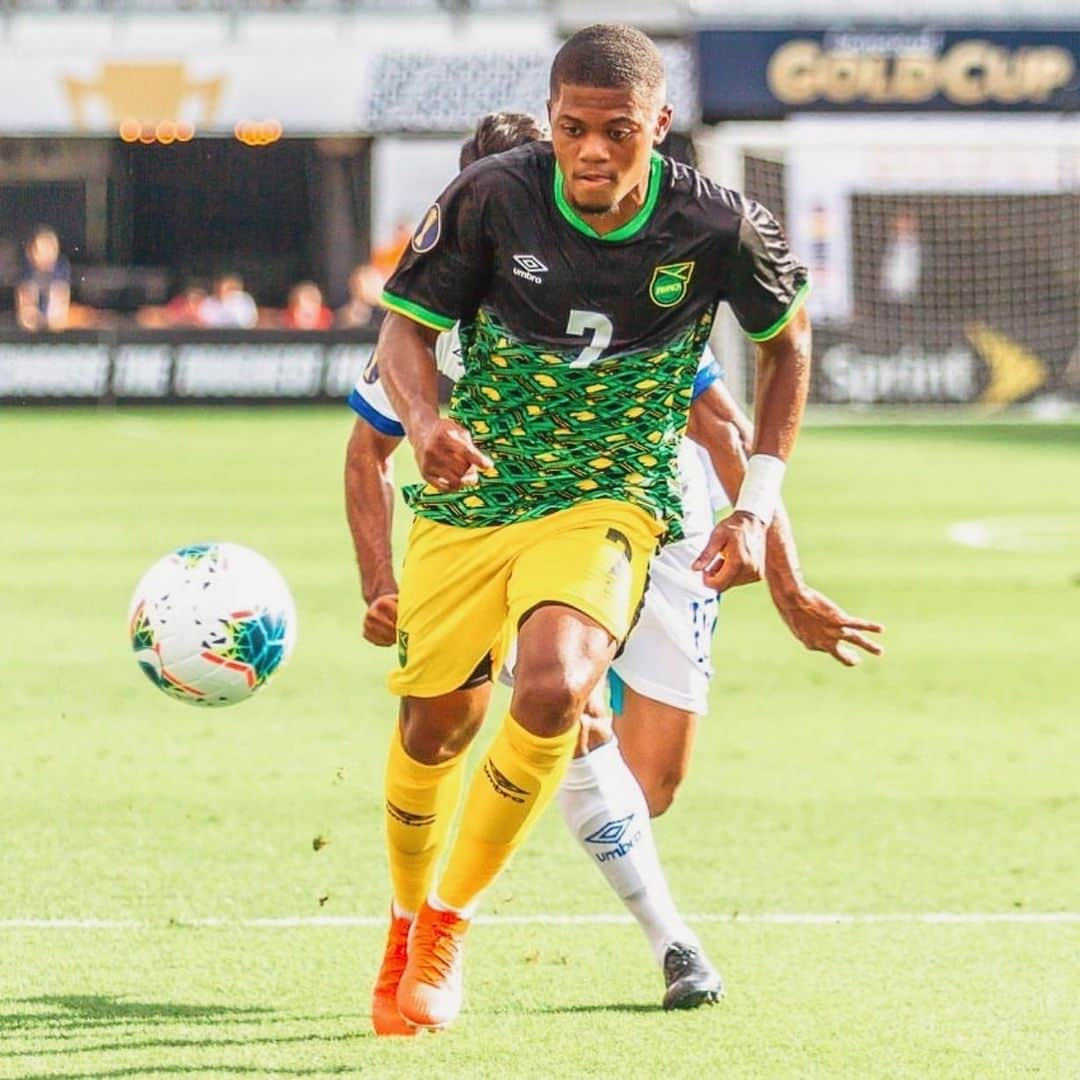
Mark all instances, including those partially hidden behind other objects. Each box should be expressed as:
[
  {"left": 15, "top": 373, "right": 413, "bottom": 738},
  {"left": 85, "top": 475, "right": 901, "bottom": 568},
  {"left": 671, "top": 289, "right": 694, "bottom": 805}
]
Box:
[{"left": 549, "top": 83, "right": 672, "bottom": 219}]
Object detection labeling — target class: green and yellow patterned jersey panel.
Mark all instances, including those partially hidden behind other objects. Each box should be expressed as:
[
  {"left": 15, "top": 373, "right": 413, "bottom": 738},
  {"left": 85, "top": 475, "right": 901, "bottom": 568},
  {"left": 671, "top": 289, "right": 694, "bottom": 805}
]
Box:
[{"left": 402, "top": 307, "right": 715, "bottom": 540}]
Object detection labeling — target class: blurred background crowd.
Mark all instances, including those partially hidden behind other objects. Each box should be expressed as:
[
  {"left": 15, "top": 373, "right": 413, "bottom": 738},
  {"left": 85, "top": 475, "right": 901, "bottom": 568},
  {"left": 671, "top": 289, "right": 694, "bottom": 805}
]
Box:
[
  {"left": 1, "top": 0, "right": 1076, "bottom": 408},
  {"left": 4, "top": 221, "right": 405, "bottom": 333}
]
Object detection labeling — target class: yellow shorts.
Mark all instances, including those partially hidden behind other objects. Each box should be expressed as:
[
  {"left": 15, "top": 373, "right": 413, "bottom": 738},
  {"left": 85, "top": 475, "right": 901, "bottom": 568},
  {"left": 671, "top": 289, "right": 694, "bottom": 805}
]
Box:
[{"left": 388, "top": 499, "right": 662, "bottom": 699}]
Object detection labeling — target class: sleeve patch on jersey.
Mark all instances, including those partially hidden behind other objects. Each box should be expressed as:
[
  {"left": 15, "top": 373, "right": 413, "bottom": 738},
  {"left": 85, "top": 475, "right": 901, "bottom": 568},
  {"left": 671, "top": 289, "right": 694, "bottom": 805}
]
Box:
[
  {"left": 411, "top": 204, "right": 441, "bottom": 254},
  {"left": 347, "top": 388, "right": 406, "bottom": 437},
  {"left": 744, "top": 281, "right": 811, "bottom": 343},
  {"left": 380, "top": 290, "right": 456, "bottom": 332},
  {"left": 361, "top": 351, "right": 380, "bottom": 385}
]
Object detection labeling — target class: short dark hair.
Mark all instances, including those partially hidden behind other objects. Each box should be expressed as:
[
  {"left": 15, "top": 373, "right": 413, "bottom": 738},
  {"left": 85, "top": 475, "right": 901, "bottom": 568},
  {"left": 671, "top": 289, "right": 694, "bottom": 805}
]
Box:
[
  {"left": 549, "top": 24, "right": 665, "bottom": 102},
  {"left": 459, "top": 112, "right": 546, "bottom": 170}
]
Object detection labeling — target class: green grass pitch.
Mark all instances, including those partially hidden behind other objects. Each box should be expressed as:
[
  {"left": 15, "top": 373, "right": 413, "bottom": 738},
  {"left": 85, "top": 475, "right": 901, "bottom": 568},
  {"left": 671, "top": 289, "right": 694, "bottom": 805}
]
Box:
[{"left": 1, "top": 408, "right": 1078, "bottom": 1079}]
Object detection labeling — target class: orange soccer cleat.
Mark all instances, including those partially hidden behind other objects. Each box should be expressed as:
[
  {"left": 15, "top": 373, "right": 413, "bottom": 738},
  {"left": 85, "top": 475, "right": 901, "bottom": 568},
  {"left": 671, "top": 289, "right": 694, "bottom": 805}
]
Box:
[
  {"left": 371, "top": 909, "right": 418, "bottom": 1037},
  {"left": 396, "top": 901, "right": 471, "bottom": 1029}
]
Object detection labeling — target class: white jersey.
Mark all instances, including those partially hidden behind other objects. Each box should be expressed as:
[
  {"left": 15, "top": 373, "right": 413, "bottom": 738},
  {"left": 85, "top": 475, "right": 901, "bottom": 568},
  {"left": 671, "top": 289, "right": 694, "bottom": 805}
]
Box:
[
  {"left": 649, "top": 439, "right": 728, "bottom": 602},
  {"left": 350, "top": 330, "right": 729, "bottom": 715},
  {"left": 608, "top": 439, "right": 729, "bottom": 714},
  {"left": 348, "top": 329, "right": 464, "bottom": 437}
]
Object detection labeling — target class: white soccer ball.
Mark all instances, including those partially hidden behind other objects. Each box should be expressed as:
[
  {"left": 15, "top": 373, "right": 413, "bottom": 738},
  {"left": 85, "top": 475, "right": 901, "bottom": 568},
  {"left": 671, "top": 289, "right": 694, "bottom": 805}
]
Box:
[{"left": 128, "top": 542, "right": 297, "bottom": 707}]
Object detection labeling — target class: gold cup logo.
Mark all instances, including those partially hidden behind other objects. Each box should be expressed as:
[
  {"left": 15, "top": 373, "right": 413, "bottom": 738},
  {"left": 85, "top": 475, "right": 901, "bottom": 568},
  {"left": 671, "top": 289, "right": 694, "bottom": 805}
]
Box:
[{"left": 64, "top": 62, "right": 225, "bottom": 138}]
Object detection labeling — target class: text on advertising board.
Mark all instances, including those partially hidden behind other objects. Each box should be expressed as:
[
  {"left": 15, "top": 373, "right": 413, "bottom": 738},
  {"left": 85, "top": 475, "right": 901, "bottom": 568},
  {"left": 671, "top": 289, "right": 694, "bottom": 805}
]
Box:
[{"left": 767, "top": 39, "right": 1074, "bottom": 107}]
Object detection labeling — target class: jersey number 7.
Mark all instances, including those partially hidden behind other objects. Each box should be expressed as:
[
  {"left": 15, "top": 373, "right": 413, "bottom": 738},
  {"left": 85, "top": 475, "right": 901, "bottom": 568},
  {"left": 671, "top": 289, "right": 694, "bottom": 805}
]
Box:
[{"left": 567, "top": 310, "right": 613, "bottom": 369}]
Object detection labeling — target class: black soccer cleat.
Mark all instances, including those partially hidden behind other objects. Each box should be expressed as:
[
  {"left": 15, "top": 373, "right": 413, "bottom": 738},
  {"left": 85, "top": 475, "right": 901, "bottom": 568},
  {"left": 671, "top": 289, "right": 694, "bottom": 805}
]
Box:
[{"left": 662, "top": 942, "right": 724, "bottom": 1011}]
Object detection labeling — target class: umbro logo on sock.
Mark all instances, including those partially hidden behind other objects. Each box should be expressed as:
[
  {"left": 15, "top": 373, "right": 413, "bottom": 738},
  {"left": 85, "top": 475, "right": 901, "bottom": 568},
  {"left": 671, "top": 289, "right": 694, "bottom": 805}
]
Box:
[
  {"left": 584, "top": 815, "right": 642, "bottom": 862},
  {"left": 386, "top": 801, "right": 436, "bottom": 828},
  {"left": 585, "top": 815, "right": 635, "bottom": 845},
  {"left": 483, "top": 758, "right": 529, "bottom": 803}
]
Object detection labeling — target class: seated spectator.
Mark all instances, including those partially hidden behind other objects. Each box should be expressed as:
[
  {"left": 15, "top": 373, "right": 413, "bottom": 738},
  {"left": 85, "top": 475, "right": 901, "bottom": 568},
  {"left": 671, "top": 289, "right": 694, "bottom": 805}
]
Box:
[
  {"left": 336, "top": 263, "right": 385, "bottom": 329},
  {"left": 16, "top": 226, "right": 70, "bottom": 332},
  {"left": 199, "top": 274, "right": 257, "bottom": 329},
  {"left": 282, "top": 281, "right": 333, "bottom": 331},
  {"left": 137, "top": 283, "right": 208, "bottom": 328},
  {"left": 165, "top": 284, "right": 209, "bottom": 327}
]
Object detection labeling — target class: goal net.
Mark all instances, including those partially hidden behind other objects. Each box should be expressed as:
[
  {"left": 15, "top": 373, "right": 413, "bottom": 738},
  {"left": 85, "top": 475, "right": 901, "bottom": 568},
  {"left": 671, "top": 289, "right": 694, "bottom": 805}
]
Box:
[{"left": 698, "top": 117, "right": 1080, "bottom": 411}]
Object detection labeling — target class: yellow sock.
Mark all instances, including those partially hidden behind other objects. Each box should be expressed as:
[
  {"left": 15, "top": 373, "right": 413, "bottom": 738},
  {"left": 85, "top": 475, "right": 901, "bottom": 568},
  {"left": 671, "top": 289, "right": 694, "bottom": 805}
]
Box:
[
  {"left": 384, "top": 725, "right": 467, "bottom": 915},
  {"left": 437, "top": 714, "right": 577, "bottom": 910}
]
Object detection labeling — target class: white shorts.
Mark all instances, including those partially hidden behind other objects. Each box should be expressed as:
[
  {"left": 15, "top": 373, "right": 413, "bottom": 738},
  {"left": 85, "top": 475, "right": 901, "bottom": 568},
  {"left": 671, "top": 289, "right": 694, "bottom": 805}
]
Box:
[
  {"left": 611, "top": 564, "right": 719, "bottom": 715},
  {"left": 498, "top": 546, "right": 719, "bottom": 716}
]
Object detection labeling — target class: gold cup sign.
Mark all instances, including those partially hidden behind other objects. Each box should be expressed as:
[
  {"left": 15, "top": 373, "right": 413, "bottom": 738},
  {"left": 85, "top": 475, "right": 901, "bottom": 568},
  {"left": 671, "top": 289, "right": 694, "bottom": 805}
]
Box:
[
  {"left": 767, "top": 40, "right": 1075, "bottom": 106},
  {"left": 64, "top": 62, "right": 225, "bottom": 134}
]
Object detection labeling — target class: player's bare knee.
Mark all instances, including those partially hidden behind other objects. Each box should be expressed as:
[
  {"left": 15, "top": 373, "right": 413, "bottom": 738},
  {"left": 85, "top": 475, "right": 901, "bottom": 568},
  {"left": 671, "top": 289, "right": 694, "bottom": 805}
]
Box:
[
  {"left": 399, "top": 698, "right": 483, "bottom": 765},
  {"left": 512, "top": 672, "right": 591, "bottom": 738}
]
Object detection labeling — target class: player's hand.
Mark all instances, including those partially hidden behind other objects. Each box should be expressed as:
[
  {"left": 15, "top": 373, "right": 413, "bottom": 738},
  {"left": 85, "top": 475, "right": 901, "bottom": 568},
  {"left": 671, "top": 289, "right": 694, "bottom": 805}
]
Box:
[
  {"left": 693, "top": 511, "right": 766, "bottom": 592},
  {"left": 773, "top": 585, "right": 884, "bottom": 667},
  {"left": 414, "top": 418, "right": 493, "bottom": 492},
  {"left": 363, "top": 593, "right": 399, "bottom": 647}
]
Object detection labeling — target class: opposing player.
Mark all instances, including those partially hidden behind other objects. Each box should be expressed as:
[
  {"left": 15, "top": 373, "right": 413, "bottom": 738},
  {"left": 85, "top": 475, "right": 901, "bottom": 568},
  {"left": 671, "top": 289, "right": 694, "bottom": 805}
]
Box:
[{"left": 372, "top": 24, "right": 813, "bottom": 1033}]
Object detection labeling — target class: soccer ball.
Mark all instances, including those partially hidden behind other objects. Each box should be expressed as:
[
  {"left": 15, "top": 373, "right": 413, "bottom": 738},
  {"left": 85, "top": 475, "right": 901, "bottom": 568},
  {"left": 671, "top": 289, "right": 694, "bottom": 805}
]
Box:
[{"left": 128, "top": 542, "right": 297, "bottom": 707}]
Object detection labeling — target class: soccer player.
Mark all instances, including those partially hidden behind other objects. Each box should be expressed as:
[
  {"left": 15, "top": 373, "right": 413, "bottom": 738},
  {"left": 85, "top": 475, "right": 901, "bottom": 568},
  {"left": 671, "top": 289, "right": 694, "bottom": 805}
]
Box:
[
  {"left": 350, "top": 348, "right": 883, "bottom": 1023},
  {"left": 352, "top": 110, "right": 734, "bottom": 1020},
  {"left": 347, "top": 112, "right": 883, "bottom": 1017},
  {"left": 372, "top": 24, "right": 813, "bottom": 1033},
  {"left": 350, "top": 363, "right": 883, "bottom": 1016}
]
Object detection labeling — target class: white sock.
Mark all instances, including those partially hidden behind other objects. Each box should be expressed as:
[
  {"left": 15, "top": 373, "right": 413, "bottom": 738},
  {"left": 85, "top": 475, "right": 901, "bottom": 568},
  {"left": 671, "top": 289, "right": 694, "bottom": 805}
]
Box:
[
  {"left": 557, "top": 737, "right": 698, "bottom": 965},
  {"left": 391, "top": 900, "right": 415, "bottom": 922},
  {"left": 428, "top": 892, "right": 477, "bottom": 920}
]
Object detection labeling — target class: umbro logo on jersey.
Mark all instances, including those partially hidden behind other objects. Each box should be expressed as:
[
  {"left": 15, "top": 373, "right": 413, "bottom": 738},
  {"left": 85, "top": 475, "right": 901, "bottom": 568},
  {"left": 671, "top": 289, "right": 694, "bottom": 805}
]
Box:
[{"left": 512, "top": 254, "right": 548, "bottom": 285}]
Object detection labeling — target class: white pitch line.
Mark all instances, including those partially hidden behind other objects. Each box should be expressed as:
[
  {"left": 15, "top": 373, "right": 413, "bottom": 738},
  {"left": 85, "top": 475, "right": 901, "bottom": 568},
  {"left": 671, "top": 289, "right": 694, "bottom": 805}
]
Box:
[
  {"left": 1, "top": 912, "right": 1079, "bottom": 930},
  {"left": 947, "top": 514, "right": 1080, "bottom": 553}
]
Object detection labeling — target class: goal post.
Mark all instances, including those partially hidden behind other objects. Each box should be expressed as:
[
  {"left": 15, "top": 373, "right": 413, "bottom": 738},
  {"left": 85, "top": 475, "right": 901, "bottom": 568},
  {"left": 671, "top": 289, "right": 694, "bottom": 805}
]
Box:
[{"left": 697, "top": 116, "right": 1080, "bottom": 413}]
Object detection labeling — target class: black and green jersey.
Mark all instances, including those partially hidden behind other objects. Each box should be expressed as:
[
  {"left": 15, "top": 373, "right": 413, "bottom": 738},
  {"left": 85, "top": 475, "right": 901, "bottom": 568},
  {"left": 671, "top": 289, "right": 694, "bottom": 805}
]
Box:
[{"left": 382, "top": 142, "right": 808, "bottom": 538}]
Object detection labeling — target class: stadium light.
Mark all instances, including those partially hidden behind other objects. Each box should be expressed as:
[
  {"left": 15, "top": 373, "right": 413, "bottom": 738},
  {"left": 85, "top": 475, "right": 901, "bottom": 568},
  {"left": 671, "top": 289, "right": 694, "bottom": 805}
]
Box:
[
  {"left": 234, "top": 120, "right": 284, "bottom": 147},
  {"left": 118, "top": 118, "right": 197, "bottom": 145}
]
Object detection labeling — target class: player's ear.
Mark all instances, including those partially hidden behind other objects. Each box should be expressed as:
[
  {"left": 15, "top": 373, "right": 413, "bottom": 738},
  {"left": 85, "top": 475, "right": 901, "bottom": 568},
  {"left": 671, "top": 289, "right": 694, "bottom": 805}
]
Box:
[{"left": 653, "top": 105, "right": 673, "bottom": 146}]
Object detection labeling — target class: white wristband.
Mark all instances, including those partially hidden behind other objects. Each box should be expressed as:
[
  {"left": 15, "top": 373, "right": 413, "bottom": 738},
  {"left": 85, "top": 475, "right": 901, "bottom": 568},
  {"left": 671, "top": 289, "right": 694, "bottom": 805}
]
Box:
[{"left": 735, "top": 454, "right": 786, "bottom": 525}]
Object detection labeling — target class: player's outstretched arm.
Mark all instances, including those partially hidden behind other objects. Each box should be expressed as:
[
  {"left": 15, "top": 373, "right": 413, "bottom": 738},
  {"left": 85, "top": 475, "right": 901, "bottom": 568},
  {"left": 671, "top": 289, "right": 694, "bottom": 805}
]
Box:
[
  {"left": 692, "top": 307, "right": 811, "bottom": 592},
  {"left": 344, "top": 417, "right": 402, "bottom": 647},
  {"left": 687, "top": 379, "right": 883, "bottom": 664},
  {"left": 763, "top": 515, "right": 885, "bottom": 667},
  {"left": 378, "top": 313, "right": 491, "bottom": 491}
]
